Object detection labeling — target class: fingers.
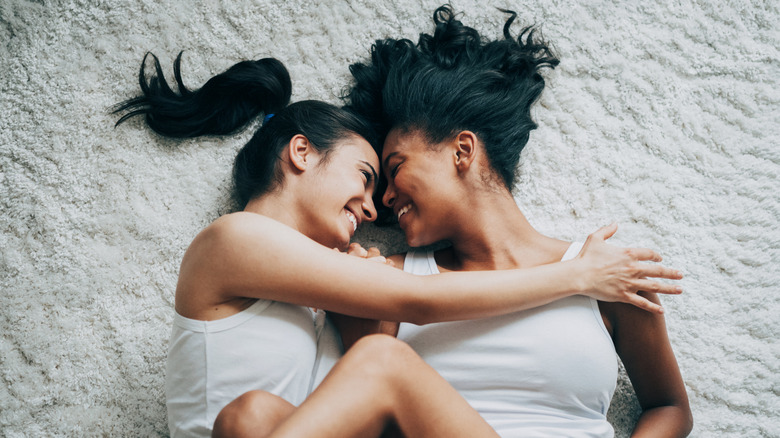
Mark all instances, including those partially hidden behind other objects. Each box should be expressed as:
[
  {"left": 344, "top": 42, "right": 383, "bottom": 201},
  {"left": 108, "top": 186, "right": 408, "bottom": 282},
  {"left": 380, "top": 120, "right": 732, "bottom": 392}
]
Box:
[
  {"left": 624, "top": 293, "right": 665, "bottom": 314},
  {"left": 589, "top": 223, "right": 618, "bottom": 242},
  {"left": 631, "top": 279, "right": 683, "bottom": 295},
  {"left": 365, "top": 247, "right": 391, "bottom": 265},
  {"left": 346, "top": 244, "right": 390, "bottom": 266},
  {"left": 625, "top": 247, "right": 662, "bottom": 262},
  {"left": 633, "top": 264, "right": 683, "bottom": 281},
  {"left": 347, "top": 243, "right": 368, "bottom": 258}
]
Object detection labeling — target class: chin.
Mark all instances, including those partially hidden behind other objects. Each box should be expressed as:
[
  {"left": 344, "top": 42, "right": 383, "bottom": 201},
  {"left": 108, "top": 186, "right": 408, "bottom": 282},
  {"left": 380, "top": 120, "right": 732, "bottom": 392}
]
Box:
[
  {"left": 341, "top": 233, "right": 355, "bottom": 251},
  {"left": 336, "top": 238, "right": 350, "bottom": 252},
  {"left": 404, "top": 231, "right": 428, "bottom": 249},
  {"left": 324, "top": 230, "right": 350, "bottom": 252}
]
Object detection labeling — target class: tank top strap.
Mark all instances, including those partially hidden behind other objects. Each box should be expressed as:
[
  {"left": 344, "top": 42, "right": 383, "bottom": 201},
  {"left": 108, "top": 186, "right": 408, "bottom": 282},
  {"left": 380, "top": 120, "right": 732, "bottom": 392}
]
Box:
[
  {"left": 403, "top": 250, "right": 439, "bottom": 275},
  {"left": 561, "top": 241, "right": 585, "bottom": 262}
]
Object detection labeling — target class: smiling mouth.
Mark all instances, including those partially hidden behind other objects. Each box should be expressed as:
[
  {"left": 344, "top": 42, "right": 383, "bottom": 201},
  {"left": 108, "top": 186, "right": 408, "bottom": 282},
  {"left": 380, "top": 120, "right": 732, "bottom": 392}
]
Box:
[
  {"left": 397, "top": 204, "right": 412, "bottom": 220},
  {"left": 345, "top": 209, "right": 358, "bottom": 232}
]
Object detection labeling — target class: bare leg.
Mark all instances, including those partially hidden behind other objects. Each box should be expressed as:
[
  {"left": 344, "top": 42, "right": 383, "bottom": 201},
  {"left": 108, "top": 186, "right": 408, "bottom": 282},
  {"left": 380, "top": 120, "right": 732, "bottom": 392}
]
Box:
[
  {"left": 268, "top": 334, "right": 498, "bottom": 438},
  {"left": 212, "top": 390, "right": 296, "bottom": 438}
]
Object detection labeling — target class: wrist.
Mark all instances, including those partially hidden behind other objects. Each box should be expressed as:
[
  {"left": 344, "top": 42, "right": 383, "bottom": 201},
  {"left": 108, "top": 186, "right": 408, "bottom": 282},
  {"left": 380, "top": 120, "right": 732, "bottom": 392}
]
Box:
[{"left": 568, "top": 258, "right": 591, "bottom": 296}]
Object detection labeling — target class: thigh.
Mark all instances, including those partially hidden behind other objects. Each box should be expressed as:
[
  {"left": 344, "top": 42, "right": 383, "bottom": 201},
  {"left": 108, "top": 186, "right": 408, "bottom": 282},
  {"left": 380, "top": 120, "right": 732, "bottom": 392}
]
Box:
[{"left": 268, "top": 334, "right": 498, "bottom": 438}]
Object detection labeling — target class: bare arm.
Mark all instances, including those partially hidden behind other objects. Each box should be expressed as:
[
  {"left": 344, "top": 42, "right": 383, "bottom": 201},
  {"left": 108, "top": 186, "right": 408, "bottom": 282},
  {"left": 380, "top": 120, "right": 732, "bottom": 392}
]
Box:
[
  {"left": 601, "top": 293, "right": 693, "bottom": 437},
  {"left": 178, "top": 213, "right": 680, "bottom": 324}
]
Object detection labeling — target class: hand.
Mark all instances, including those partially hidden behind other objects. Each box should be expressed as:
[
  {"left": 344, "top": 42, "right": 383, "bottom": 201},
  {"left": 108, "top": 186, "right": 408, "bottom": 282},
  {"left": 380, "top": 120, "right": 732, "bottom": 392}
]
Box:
[
  {"left": 576, "top": 224, "right": 683, "bottom": 314},
  {"left": 341, "top": 243, "right": 396, "bottom": 267}
]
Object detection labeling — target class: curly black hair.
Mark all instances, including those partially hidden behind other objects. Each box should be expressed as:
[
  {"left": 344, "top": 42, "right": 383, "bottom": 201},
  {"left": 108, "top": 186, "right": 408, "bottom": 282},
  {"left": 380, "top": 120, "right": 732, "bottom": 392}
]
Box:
[{"left": 344, "top": 4, "right": 559, "bottom": 191}]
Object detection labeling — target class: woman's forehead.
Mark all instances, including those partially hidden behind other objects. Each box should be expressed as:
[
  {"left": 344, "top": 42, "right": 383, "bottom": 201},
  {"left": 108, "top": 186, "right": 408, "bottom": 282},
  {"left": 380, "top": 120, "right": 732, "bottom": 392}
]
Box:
[
  {"left": 382, "top": 128, "right": 427, "bottom": 158},
  {"left": 337, "top": 134, "right": 380, "bottom": 166}
]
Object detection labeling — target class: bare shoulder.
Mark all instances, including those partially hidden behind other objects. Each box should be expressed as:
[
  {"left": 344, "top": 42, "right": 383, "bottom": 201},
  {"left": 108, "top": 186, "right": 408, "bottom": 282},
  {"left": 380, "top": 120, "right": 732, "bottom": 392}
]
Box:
[
  {"left": 599, "top": 291, "right": 665, "bottom": 339},
  {"left": 194, "top": 212, "right": 293, "bottom": 249},
  {"left": 177, "top": 213, "right": 283, "bottom": 318},
  {"left": 207, "top": 211, "right": 282, "bottom": 237},
  {"left": 178, "top": 212, "right": 310, "bottom": 301},
  {"left": 181, "top": 212, "right": 297, "bottom": 276}
]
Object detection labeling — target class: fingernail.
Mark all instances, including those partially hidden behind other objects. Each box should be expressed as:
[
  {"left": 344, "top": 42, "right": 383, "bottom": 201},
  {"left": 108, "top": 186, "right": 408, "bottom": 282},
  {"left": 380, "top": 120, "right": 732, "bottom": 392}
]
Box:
[
  {"left": 658, "top": 307, "right": 665, "bottom": 314},
  {"left": 675, "top": 286, "right": 683, "bottom": 293}
]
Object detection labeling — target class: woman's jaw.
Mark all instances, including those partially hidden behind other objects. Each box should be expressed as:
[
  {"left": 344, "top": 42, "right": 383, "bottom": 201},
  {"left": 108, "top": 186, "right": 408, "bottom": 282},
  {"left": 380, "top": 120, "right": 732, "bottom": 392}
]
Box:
[
  {"left": 327, "top": 206, "right": 359, "bottom": 251},
  {"left": 394, "top": 195, "right": 451, "bottom": 248}
]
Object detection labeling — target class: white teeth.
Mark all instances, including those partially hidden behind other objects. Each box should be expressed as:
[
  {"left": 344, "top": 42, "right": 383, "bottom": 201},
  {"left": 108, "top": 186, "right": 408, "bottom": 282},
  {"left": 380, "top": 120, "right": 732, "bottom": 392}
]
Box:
[
  {"left": 397, "top": 204, "right": 411, "bottom": 220},
  {"left": 346, "top": 210, "right": 357, "bottom": 232}
]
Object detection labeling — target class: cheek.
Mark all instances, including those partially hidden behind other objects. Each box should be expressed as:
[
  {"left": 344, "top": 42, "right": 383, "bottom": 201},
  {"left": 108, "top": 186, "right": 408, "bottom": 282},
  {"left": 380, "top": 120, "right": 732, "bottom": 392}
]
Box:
[{"left": 408, "top": 180, "right": 439, "bottom": 208}]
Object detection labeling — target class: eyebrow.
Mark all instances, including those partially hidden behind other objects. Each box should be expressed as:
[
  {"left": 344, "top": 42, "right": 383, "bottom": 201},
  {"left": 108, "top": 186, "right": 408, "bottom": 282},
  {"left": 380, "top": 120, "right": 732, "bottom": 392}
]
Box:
[{"left": 361, "top": 160, "right": 379, "bottom": 191}]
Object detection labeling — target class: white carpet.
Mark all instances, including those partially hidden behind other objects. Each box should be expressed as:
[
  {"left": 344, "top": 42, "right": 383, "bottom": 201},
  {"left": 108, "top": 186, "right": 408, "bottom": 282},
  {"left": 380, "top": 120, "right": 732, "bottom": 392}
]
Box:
[{"left": 1, "top": 0, "right": 778, "bottom": 436}]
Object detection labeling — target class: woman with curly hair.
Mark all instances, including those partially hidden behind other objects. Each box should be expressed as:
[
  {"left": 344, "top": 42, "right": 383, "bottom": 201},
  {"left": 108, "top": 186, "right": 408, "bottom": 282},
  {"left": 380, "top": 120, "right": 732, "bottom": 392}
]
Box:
[{"left": 340, "top": 5, "right": 693, "bottom": 437}]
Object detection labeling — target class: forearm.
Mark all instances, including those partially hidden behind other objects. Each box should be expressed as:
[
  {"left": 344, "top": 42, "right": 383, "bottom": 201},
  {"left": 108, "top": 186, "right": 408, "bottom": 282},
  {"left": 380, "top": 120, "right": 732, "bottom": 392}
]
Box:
[
  {"left": 631, "top": 405, "right": 693, "bottom": 437},
  {"left": 403, "top": 259, "right": 584, "bottom": 324},
  {"left": 270, "top": 250, "right": 586, "bottom": 324}
]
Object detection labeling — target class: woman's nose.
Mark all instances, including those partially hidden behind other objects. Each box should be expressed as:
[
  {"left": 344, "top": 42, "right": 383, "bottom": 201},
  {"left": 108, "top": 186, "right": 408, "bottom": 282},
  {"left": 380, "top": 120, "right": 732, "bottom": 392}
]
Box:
[
  {"left": 362, "top": 197, "right": 377, "bottom": 223},
  {"left": 382, "top": 181, "right": 397, "bottom": 208}
]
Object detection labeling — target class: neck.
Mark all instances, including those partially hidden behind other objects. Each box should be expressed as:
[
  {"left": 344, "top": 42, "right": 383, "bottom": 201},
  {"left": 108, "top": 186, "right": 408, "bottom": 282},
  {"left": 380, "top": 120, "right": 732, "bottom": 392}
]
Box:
[
  {"left": 442, "top": 188, "right": 566, "bottom": 271},
  {"left": 244, "top": 188, "right": 303, "bottom": 233}
]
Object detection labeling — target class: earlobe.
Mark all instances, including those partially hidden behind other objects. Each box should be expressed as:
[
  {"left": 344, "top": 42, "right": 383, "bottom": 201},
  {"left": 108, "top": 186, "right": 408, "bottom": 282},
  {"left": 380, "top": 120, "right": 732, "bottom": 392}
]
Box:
[{"left": 288, "top": 134, "right": 311, "bottom": 172}]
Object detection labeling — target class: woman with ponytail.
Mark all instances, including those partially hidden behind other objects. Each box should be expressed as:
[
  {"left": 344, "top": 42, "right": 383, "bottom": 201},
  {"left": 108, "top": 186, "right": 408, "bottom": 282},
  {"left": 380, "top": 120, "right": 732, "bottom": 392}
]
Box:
[
  {"left": 115, "top": 48, "right": 683, "bottom": 437},
  {"left": 340, "top": 5, "right": 693, "bottom": 437}
]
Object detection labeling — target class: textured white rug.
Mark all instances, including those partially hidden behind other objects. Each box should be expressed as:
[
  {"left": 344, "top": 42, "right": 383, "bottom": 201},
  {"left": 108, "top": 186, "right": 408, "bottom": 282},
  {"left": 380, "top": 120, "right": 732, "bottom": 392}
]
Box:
[{"left": 1, "top": 0, "right": 778, "bottom": 436}]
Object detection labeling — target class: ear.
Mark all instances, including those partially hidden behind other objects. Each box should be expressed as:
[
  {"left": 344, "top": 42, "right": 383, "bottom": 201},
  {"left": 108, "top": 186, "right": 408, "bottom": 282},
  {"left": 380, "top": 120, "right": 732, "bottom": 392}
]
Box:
[
  {"left": 287, "top": 134, "right": 314, "bottom": 172},
  {"left": 453, "top": 131, "right": 478, "bottom": 172}
]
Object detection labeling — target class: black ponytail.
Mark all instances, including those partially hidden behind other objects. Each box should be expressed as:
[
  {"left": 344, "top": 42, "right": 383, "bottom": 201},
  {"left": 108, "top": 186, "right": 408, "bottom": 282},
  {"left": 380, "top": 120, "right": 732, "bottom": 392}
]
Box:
[
  {"left": 115, "top": 53, "right": 376, "bottom": 208},
  {"left": 114, "top": 52, "right": 291, "bottom": 137},
  {"left": 344, "top": 4, "right": 560, "bottom": 191}
]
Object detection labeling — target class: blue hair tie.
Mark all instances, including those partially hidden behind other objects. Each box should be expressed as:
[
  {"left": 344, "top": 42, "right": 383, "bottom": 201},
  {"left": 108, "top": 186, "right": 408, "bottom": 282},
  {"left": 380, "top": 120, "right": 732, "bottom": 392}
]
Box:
[{"left": 263, "top": 113, "right": 275, "bottom": 124}]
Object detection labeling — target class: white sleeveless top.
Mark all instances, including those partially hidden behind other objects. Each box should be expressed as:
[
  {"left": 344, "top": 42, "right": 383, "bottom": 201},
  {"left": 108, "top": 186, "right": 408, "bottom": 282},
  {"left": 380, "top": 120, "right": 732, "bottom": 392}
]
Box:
[
  {"left": 398, "top": 243, "right": 618, "bottom": 437},
  {"left": 165, "top": 300, "right": 342, "bottom": 438}
]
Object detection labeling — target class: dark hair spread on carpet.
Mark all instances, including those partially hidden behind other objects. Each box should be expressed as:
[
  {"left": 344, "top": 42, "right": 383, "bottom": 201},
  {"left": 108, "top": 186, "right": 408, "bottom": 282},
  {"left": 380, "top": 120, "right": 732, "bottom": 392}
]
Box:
[
  {"left": 114, "top": 52, "right": 376, "bottom": 209},
  {"left": 343, "top": 4, "right": 559, "bottom": 191}
]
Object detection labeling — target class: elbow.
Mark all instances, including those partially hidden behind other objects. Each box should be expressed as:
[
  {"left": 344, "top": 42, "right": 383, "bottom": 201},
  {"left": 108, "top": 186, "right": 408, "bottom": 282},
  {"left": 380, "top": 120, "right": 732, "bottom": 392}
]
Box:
[
  {"left": 640, "top": 401, "right": 694, "bottom": 437},
  {"left": 682, "top": 407, "right": 694, "bottom": 437},
  {"left": 675, "top": 397, "right": 694, "bottom": 436}
]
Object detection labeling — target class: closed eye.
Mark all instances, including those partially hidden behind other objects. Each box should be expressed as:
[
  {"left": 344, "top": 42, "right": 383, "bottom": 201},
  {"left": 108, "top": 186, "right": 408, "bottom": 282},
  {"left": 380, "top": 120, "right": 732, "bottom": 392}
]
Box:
[
  {"left": 360, "top": 161, "right": 379, "bottom": 192},
  {"left": 390, "top": 163, "right": 400, "bottom": 178},
  {"left": 362, "top": 170, "right": 373, "bottom": 185}
]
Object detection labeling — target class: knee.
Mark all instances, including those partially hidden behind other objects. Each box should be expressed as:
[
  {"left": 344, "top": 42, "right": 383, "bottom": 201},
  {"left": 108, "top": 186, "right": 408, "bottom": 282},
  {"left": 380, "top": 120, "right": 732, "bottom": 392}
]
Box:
[
  {"left": 212, "top": 390, "right": 294, "bottom": 438},
  {"left": 346, "top": 334, "right": 417, "bottom": 378}
]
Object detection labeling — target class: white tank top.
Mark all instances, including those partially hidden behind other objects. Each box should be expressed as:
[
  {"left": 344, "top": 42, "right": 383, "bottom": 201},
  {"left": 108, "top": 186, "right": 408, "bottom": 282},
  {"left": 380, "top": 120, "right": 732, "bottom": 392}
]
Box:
[
  {"left": 397, "top": 243, "right": 618, "bottom": 437},
  {"left": 165, "top": 300, "right": 342, "bottom": 437}
]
